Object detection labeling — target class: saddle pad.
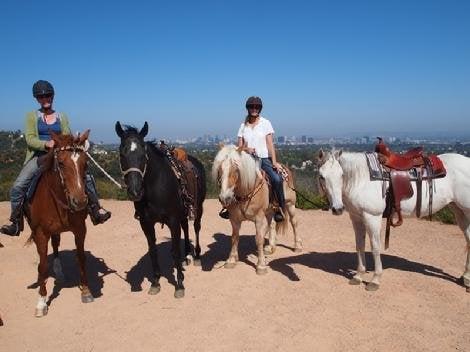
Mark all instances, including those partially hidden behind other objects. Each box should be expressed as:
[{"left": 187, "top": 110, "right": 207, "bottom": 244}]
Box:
[{"left": 365, "top": 152, "right": 444, "bottom": 182}]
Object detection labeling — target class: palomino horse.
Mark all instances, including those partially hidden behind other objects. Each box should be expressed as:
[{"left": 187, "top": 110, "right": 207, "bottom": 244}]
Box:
[
  {"left": 212, "top": 145, "right": 301, "bottom": 275},
  {"left": 115, "top": 121, "right": 206, "bottom": 298},
  {"left": 317, "top": 149, "right": 470, "bottom": 292},
  {"left": 25, "top": 131, "right": 93, "bottom": 317}
]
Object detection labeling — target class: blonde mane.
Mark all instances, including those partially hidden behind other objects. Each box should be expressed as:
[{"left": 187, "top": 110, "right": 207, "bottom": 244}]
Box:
[{"left": 212, "top": 145, "right": 260, "bottom": 193}]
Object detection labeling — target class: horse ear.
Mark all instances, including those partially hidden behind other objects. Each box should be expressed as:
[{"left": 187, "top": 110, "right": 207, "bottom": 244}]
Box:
[
  {"left": 49, "top": 130, "right": 60, "bottom": 142},
  {"left": 115, "top": 121, "right": 125, "bottom": 138},
  {"left": 334, "top": 149, "right": 343, "bottom": 159},
  {"left": 139, "top": 121, "right": 149, "bottom": 138},
  {"left": 236, "top": 146, "right": 243, "bottom": 154},
  {"left": 79, "top": 129, "right": 90, "bottom": 144},
  {"left": 318, "top": 149, "right": 324, "bottom": 161},
  {"left": 218, "top": 142, "right": 225, "bottom": 150}
]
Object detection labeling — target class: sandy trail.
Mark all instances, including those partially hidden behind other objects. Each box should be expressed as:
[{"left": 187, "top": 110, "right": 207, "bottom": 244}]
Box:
[{"left": 0, "top": 199, "right": 469, "bottom": 352}]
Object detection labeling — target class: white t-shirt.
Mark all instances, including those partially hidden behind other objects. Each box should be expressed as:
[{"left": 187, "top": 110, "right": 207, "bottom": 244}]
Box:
[{"left": 237, "top": 116, "right": 274, "bottom": 158}]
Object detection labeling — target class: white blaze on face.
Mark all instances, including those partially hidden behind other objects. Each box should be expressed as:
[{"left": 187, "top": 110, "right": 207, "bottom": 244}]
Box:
[
  {"left": 130, "top": 142, "right": 137, "bottom": 152},
  {"left": 71, "top": 152, "right": 82, "bottom": 190},
  {"left": 219, "top": 160, "right": 234, "bottom": 203}
]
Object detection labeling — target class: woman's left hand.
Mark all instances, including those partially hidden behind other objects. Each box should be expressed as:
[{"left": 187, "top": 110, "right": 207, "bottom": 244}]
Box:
[{"left": 273, "top": 161, "right": 282, "bottom": 170}]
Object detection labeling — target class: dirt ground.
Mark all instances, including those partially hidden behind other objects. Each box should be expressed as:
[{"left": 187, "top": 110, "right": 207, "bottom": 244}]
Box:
[{"left": 0, "top": 199, "right": 469, "bottom": 352}]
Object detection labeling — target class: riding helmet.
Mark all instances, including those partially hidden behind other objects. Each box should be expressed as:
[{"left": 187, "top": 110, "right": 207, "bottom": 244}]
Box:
[
  {"left": 245, "top": 96, "right": 263, "bottom": 112},
  {"left": 32, "top": 80, "right": 54, "bottom": 97}
]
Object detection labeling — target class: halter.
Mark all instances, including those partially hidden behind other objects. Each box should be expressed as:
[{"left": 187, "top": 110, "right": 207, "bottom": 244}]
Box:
[
  {"left": 52, "top": 144, "right": 87, "bottom": 211},
  {"left": 120, "top": 153, "right": 149, "bottom": 178}
]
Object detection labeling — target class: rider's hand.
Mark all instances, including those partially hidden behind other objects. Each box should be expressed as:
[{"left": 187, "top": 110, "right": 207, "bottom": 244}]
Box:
[
  {"left": 273, "top": 161, "right": 282, "bottom": 170},
  {"left": 245, "top": 147, "right": 256, "bottom": 155},
  {"left": 45, "top": 140, "right": 55, "bottom": 149}
]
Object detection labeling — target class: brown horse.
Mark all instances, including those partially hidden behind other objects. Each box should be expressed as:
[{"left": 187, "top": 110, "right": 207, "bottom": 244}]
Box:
[
  {"left": 25, "top": 130, "right": 92, "bottom": 317},
  {"left": 212, "top": 145, "right": 301, "bottom": 275}
]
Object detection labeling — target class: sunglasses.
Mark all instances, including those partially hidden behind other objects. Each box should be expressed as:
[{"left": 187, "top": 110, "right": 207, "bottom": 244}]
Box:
[
  {"left": 247, "top": 105, "right": 261, "bottom": 110},
  {"left": 36, "top": 94, "right": 53, "bottom": 99}
]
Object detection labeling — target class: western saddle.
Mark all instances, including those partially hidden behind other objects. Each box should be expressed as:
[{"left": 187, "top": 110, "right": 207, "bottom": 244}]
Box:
[{"left": 374, "top": 138, "right": 446, "bottom": 249}]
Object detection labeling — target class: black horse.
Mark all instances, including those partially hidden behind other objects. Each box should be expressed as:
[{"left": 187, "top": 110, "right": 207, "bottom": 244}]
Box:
[{"left": 115, "top": 121, "right": 206, "bottom": 298}]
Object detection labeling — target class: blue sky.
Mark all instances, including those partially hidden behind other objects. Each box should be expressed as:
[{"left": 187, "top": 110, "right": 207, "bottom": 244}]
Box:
[{"left": 0, "top": 0, "right": 469, "bottom": 142}]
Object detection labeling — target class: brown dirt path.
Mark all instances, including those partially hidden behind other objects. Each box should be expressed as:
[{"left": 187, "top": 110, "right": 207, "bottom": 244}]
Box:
[{"left": 0, "top": 199, "right": 469, "bottom": 351}]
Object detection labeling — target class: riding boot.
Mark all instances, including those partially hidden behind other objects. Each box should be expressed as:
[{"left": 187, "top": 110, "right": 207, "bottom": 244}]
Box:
[
  {"left": 0, "top": 200, "right": 24, "bottom": 236},
  {"left": 85, "top": 173, "right": 111, "bottom": 225},
  {"left": 219, "top": 208, "right": 230, "bottom": 219}
]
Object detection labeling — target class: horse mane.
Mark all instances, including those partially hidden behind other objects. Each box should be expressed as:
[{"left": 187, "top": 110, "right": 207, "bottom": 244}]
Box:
[
  {"left": 212, "top": 145, "right": 259, "bottom": 192},
  {"left": 337, "top": 151, "right": 370, "bottom": 192}
]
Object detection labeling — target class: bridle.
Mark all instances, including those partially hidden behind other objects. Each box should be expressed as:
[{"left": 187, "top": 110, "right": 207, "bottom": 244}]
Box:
[
  {"left": 120, "top": 152, "right": 149, "bottom": 179},
  {"left": 51, "top": 144, "right": 87, "bottom": 211}
]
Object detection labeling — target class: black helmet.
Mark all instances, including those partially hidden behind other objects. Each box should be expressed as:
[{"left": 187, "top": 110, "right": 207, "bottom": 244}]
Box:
[
  {"left": 245, "top": 96, "right": 263, "bottom": 112},
  {"left": 32, "top": 80, "right": 54, "bottom": 98}
]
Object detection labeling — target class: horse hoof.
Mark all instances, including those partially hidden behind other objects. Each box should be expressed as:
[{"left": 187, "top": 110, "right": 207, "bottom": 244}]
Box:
[
  {"left": 81, "top": 294, "right": 94, "bottom": 303},
  {"left": 349, "top": 277, "right": 362, "bottom": 285},
  {"left": 365, "top": 282, "right": 380, "bottom": 291},
  {"left": 293, "top": 247, "right": 303, "bottom": 253},
  {"left": 263, "top": 246, "right": 275, "bottom": 255},
  {"left": 256, "top": 267, "right": 268, "bottom": 275},
  {"left": 148, "top": 285, "right": 161, "bottom": 295},
  {"left": 174, "top": 289, "right": 185, "bottom": 299},
  {"left": 224, "top": 262, "right": 236, "bottom": 269},
  {"left": 193, "top": 258, "right": 202, "bottom": 267},
  {"left": 35, "top": 306, "right": 48, "bottom": 318},
  {"left": 466, "top": 287, "right": 470, "bottom": 293}
]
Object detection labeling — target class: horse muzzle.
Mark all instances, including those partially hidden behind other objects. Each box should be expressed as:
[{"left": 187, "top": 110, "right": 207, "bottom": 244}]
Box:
[
  {"left": 331, "top": 206, "right": 344, "bottom": 216},
  {"left": 219, "top": 194, "right": 235, "bottom": 208},
  {"left": 69, "top": 196, "right": 88, "bottom": 212}
]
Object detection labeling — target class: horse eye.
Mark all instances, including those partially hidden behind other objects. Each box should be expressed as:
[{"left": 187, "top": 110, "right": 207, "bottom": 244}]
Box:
[{"left": 319, "top": 175, "right": 325, "bottom": 181}]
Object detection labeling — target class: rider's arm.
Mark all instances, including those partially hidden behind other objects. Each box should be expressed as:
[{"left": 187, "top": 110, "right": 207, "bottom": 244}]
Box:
[
  {"left": 266, "top": 133, "right": 279, "bottom": 167},
  {"left": 24, "top": 112, "right": 47, "bottom": 151},
  {"left": 237, "top": 137, "right": 244, "bottom": 148}
]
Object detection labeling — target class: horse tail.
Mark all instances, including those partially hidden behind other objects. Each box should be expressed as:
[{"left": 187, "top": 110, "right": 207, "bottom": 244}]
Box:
[{"left": 275, "top": 207, "right": 290, "bottom": 237}]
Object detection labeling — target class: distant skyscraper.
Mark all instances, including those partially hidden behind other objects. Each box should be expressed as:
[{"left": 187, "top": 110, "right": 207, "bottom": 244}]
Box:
[
  {"left": 301, "top": 135, "right": 307, "bottom": 143},
  {"left": 277, "top": 136, "right": 285, "bottom": 144}
]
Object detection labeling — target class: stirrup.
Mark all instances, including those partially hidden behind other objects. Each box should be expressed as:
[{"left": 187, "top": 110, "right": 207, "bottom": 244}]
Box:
[{"left": 89, "top": 207, "right": 111, "bottom": 225}]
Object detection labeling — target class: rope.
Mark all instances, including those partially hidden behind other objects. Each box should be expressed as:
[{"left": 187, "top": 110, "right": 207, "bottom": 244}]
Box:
[
  {"left": 85, "top": 151, "right": 124, "bottom": 189},
  {"left": 288, "top": 185, "right": 325, "bottom": 208}
]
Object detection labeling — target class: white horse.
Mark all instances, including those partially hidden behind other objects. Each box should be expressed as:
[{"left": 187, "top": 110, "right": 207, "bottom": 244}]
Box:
[
  {"left": 317, "top": 149, "right": 470, "bottom": 292},
  {"left": 212, "top": 145, "right": 301, "bottom": 274}
]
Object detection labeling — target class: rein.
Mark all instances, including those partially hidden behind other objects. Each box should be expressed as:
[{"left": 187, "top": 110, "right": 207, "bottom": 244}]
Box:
[{"left": 235, "top": 178, "right": 265, "bottom": 204}]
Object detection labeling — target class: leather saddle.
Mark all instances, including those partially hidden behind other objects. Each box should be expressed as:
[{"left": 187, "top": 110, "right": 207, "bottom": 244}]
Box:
[
  {"left": 374, "top": 138, "right": 446, "bottom": 249},
  {"left": 160, "top": 142, "right": 199, "bottom": 220}
]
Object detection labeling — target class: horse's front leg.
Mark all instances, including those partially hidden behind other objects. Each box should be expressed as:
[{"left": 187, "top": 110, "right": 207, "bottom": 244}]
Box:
[
  {"left": 169, "top": 219, "right": 185, "bottom": 298},
  {"left": 255, "top": 215, "right": 268, "bottom": 275},
  {"left": 364, "top": 213, "right": 383, "bottom": 291},
  {"left": 140, "top": 220, "right": 161, "bottom": 295},
  {"left": 34, "top": 229, "right": 49, "bottom": 317},
  {"left": 51, "top": 234, "right": 64, "bottom": 283},
  {"left": 349, "top": 215, "right": 367, "bottom": 285},
  {"left": 287, "top": 203, "right": 302, "bottom": 253},
  {"left": 224, "top": 217, "right": 241, "bottom": 269},
  {"left": 74, "top": 224, "right": 94, "bottom": 303}
]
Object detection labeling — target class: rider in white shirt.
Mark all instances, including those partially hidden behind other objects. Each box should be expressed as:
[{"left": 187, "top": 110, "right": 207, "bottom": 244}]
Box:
[{"left": 219, "top": 96, "right": 285, "bottom": 222}]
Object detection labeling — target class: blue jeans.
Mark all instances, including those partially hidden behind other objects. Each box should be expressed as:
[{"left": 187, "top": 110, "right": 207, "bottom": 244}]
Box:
[
  {"left": 260, "top": 158, "right": 285, "bottom": 209},
  {"left": 10, "top": 157, "right": 42, "bottom": 215},
  {"left": 9, "top": 157, "right": 100, "bottom": 216}
]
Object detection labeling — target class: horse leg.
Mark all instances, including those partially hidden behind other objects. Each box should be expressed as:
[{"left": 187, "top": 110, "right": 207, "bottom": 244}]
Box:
[
  {"left": 193, "top": 206, "right": 202, "bottom": 266},
  {"left": 449, "top": 204, "right": 470, "bottom": 291},
  {"left": 140, "top": 220, "right": 161, "bottom": 295},
  {"left": 364, "top": 213, "right": 383, "bottom": 291},
  {"left": 181, "top": 218, "right": 192, "bottom": 266},
  {"left": 225, "top": 218, "right": 241, "bottom": 269},
  {"left": 34, "top": 229, "right": 49, "bottom": 317},
  {"left": 170, "top": 220, "right": 185, "bottom": 298},
  {"left": 287, "top": 203, "right": 302, "bottom": 253},
  {"left": 51, "top": 234, "right": 64, "bottom": 283},
  {"left": 264, "top": 212, "right": 276, "bottom": 255},
  {"left": 74, "top": 226, "right": 93, "bottom": 303},
  {"left": 349, "top": 215, "right": 367, "bottom": 285},
  {"left": 255, "top": 215, "right": 269, "bottom": 275}
]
